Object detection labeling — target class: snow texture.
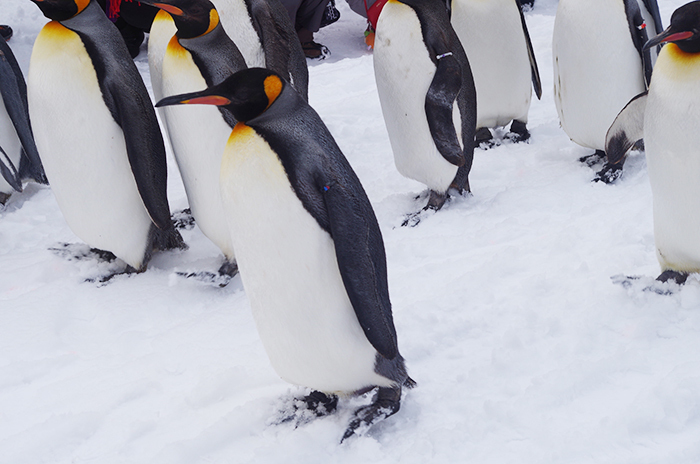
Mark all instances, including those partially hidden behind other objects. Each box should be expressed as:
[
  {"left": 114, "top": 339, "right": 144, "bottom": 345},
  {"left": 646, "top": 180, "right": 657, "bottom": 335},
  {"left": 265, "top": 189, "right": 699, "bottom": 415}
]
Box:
[{"left": 1, "top": 0, "right": 698, "bottom": 462}]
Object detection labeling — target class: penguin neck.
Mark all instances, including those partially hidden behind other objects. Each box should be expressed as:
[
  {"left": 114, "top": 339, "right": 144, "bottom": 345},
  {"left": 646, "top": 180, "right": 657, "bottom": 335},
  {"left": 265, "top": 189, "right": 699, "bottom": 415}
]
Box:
[
  {"left": 178, "top": 23, "right": 247, "bottom": 86},
  {"left": 60, "top": 0, "right": 111, "bottom": 32},
  {"left": 245, "top": 83, "right": 300, "bottom": 129},
  {"left": 657, "top": 43, "right": 700, "bottom": 81}
]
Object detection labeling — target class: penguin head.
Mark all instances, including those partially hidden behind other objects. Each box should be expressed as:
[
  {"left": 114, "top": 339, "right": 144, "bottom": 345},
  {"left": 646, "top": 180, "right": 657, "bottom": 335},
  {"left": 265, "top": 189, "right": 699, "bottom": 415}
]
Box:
[
  {"left": 140, "top": 0, "right": 219, "bottom": 39},
  {"left": 645, "top": 1, "right": 700, "bottom": 53},
  {"left": 156, "top": 68, "right": 286, "bottom": 123},
  {"left": 30, "top": 0, "right": 90, "bottom": 21}
]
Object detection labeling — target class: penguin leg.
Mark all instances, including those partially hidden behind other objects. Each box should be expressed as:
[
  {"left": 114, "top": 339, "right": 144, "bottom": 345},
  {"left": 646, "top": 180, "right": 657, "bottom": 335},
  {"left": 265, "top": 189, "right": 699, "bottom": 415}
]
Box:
[
  {"left": 425, "top": 190, "right": 448, "bottom": 211},
  {"left": 579, "top": 150, "right": 606, "bottom": 167},
  {"left": 341, "top": 385, "right": 402, "bottom": 443},
  {"left": 217, "top": 259, "right": 239, "bottom": 278},
  {"left": 475, "top": 127, "right": 495, "bottom": 149},
  {"left": 593, "top": 162, "right": 623, "bottom": 184},
  {"left": 276, "top": 390, "right": 339, "bottom": 426},
  {"left": 506, "top": 120, "right": 531, "bottom": 143},
  {"left": 656, "top": 270, "right": 689, "bottom": 285}
]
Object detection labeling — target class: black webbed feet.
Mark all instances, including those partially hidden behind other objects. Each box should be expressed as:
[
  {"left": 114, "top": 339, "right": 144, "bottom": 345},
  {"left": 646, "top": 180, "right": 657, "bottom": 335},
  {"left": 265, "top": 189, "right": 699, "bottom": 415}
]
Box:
[
  {"left": 341, "top": 386, "right": 402, "bottom": 443},
  {"left": 656, "top": 270, "right": 689, "bottom": 285}
]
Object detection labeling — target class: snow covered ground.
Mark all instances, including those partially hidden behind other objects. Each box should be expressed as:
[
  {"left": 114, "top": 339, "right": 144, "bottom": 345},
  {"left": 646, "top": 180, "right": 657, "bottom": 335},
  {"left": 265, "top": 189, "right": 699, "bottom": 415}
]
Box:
[{"left": 1, "top": 0, "right": 697, "bottom": 462}]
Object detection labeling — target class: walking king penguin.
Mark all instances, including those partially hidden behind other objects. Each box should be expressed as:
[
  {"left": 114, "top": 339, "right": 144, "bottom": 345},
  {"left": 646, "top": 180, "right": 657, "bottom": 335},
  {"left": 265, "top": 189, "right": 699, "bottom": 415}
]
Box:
[
  {"left": 605, "top": 1, "right": 700, "bottom": 285},
  {"left": 0, "top": 38, "right": 47, "bottom": 205},
  {"left": 157, "top": 68, "right": 415, "bottom": 441},
  {"left": 374, "top": 0, "right": 476, "bottom": 212},
  {"left": 142, "top": 0, "right": 248, "bottom": 279},
  {"left": 450, "top": 0, "right": 542, "bottom": 146},
  {"left": 552, "top": 0, "right": 662, "bottom": 182},
  {"left": 28, "top": 0, "right": 185, "bottom": 274}
]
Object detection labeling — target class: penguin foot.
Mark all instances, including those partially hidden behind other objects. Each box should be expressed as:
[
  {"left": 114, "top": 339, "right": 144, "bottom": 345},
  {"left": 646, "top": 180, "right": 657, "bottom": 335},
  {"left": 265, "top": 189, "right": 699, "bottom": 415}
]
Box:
[
  {"left": 611, "top": 274, "right": 684, "bottom": 295},
  {"left": 49, "top": 242, "right": 118, "bottom": 263},
  {"left": 341, "top": 386, "right": 401, "bottom": 443},
  {"left": 217, "top": 260, "right": 239, "bottom": 279},
  {"left": 593, "top": 163, "right": 623, "bottom": 184},
  {"left": 175, "top": 270, "right": 234, "bottom": 287},
  {"left": 171, "top": 208, "right": 195, "bottom": 230},
  {"left": 579, "top": 150, "right": 606, "bottom": 167},
  {"left": 656, "top": 270, "right": 689, "bottom": 285},
  {"left": 505, "top": 120, "right": 531, "bottom": 143},
  {"left": 475, "top": 127, "right": 496, "bottom": 149},
  {"left": 0, "top": 191, "right": 11, "bottom": 206},
  {"left": 275, "top": 391, "right": 339, "bottom": 427}
]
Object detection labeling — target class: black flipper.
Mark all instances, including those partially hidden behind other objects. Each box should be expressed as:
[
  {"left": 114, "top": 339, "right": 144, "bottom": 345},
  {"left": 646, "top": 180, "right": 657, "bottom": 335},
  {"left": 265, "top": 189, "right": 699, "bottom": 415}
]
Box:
[
  {"left": 425, "top": 53, "right": 466, "bottom": 167},
  {"left": 246, "top": 0, "right": 309, "bottom": 101},
  {"left": 322, "top": 173, "right": 399, "bottom": 360},
  {"left": 600, "top": 91, "right": 647, "bottom": 181},
  {"left": 642, "top": 0, "right": 663, "bottom": 35},
  {"left": 515, "top": 0, "right": 542, "bottom": 99},
  {"left": 623, "top": 0, "right": 654, "bottom": 86},
  {"left": 0, "top": 38, "right": 46, "bottom": 185}
]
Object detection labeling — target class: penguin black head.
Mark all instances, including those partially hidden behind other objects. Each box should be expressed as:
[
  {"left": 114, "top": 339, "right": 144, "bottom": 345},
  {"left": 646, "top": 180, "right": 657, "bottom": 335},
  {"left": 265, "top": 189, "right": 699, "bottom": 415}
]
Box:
[
  {"left": 140, "top": 0, "right": 219, "bottom": 39},
  {"left": 30, "top": 0, "right": 90, "bottom": 21},
  {"left": 156, "top": 68, "right": 286, "bottom": 123},
  {"left": 645, "top": 1, "right": 700, "bottom": 53}
]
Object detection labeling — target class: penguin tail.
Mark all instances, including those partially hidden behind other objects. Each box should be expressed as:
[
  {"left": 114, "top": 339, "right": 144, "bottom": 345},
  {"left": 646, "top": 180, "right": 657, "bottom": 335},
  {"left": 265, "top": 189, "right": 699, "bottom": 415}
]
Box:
[{"left": 150, "top": 224, "right": 188, "bottom": 253}]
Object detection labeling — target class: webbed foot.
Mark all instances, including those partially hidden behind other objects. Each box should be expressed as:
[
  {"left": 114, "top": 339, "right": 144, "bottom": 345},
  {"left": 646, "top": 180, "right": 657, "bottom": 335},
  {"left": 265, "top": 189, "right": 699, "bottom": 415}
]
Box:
[
  {"left": 341, "top": 386, "right": 401, "bottom": 443},
  {"left": 276, "top": 391, "right": 338, "bottom": 427},
  {"left": 656, "top": 270, "right": 688, "bottom": 285},
  {"left": 579, "top": 150, "right": 606, "bottom": 167},
  {"left": 505, "top": 120, "right": 531, "bottom": 143}
]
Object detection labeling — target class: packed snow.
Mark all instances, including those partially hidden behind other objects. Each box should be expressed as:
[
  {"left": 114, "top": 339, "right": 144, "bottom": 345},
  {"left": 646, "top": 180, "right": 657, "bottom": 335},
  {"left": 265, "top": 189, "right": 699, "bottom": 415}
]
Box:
[{"left": 1, "top": 0, "right": 697, "bottom": 462}]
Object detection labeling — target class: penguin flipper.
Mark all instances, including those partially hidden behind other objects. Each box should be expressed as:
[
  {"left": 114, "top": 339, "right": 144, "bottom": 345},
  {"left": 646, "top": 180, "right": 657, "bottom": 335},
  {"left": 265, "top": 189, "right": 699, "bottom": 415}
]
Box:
[
  {"left": 0, "top": 145, "right": 22, "bottom": 192},
  {"left": 425, "top": 54, "right": 466, "bottom": 167},
  {"left": 110, "top": 83, "right": 172, "bottom": 231},
  {"left": 248, "top": 0, "right": 309, "bottom": 101},
  {"left": 641, "top": 0, "right": 663, "bottom": 35},
  {"left": 624, "top": 0, "right": 654, "bottom": 86},
  {"left": 0, "top": 39, "right": 46, "bottom": 184},
  {"left": 515, "top": 0, "right": 542, "bottom": 99},
  {"left": 322, "top": 178, "right": 399, "bottom": 360},
  {"left": 604, "top": 91, "right": 647, "bottom": 171}
]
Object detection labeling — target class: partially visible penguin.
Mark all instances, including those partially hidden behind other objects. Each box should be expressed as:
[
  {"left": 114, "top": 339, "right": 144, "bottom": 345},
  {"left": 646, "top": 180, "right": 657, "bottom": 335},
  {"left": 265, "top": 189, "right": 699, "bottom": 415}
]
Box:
[
  {"left": 552, "top": 0, "right": 662, "bottom": 182},
  {"left": 0, "top": 38, "right": 47, "bottom": 206},
  {"left": 28, "top": 0, "right": 185, "bottom": 274},
  {"left": 149, "top": 0, "right": 308, "bottom": 101},
  {"left": 157, "top": 68, "right": 415, "bottom": 441},
  {"left": 374, "top": 0, "right": 476, "bottom": 211},
  {"left": 604, "top": 1, "right": 700, "bottom": 285},
  {"left": 142, "top": 0, "right": 247, "bottom": 278},
  {"left": 450, "top": 0, "right": 542, "bottom": 145}
]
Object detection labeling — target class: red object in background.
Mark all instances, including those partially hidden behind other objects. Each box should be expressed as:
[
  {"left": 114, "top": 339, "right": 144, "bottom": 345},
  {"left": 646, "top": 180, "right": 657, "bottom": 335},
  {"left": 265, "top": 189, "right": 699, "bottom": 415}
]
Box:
[
  {"left": 107, "top": 0, "right": 122, "bottom": 20},
  {"left": 365, "top": 0, "right": 388, "bottom": 30}
]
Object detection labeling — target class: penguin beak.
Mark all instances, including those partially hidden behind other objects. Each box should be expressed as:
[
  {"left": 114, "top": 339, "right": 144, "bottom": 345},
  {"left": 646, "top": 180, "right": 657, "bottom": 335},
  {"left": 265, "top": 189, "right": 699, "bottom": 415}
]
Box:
[
  {"left": 644, "top": 25, "right": 695, "bottom": 50},
  {"left": 138, "top": 0, "right": 184, "bottom": 16},
  {"left": 156, "top": 92, "right": 231, "bottom": 108}
]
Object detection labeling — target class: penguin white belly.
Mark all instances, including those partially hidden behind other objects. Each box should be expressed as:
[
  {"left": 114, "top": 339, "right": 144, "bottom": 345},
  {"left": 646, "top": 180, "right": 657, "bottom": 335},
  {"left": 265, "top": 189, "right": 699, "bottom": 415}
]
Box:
[
  {"left": 451, "top": 0, "right": 531, "bottom": 128},
  {"left": 28, "top": 22, "right": 152, "bottom": 269},
  {"left": 553, "top": 0, "right": 646, "bottom": 150},
  {"left": 148, "top": 10, "right": 176, "bottom": 104},
  {"left": 645, "top": 45, "right": 700, "bottom": 272},
  {"left": 0, "top": 94, "right": 22, "bottom": 194},
  {"left": 213, "top": 0, "right": 266, "bottom": 69},
  {"left": 161, "top": 40, "right": 235, "bottom": 260},
  {"left": 374, "top": 1, "right": 459, "bottom": 194},
  {"left": 220, "top": 124, "right": 394, "bottom": 393}
]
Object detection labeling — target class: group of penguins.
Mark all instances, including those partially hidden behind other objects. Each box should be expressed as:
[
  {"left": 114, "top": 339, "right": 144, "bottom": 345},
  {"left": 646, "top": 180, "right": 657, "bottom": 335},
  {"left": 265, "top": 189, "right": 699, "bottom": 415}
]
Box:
[{"left": 1, "top": 0, "right": 700, "bottom": 442}]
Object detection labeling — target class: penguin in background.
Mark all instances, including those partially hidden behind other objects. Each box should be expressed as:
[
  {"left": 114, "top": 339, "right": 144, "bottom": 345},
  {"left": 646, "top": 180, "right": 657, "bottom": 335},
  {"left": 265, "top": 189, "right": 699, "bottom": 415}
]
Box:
[
  {"left": 141, "top": 0, "right": 247, "bottom": 280},
  {"left": 449, "top": 0, "right": 542, "bottom": 146},
  {"left": 157, "top": 68, "right": 415, "bottom": 441},
  {"left": 0, "top": 38, "right": 47, "bottom": 206},
  {"left": 374, "top": 0, "right": 476, "bottom": 213},
  {"left": 605, "top": 1, "right": 700, "bottom": 285},
  {"left": 552, "top": 0, "right": 662, "bottom": 183},
  {"left": 148, "top": 0, "right": 308, "bottom": 105},
  {"left": 28, "top": 0, "right": 185, "bottom": 275}
]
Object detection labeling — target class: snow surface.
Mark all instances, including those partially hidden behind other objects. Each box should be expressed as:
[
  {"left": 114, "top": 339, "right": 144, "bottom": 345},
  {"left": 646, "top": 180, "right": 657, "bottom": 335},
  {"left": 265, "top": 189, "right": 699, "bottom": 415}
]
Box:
[{"left": 1, "top": 0, "right": 698, "bottom": 462}]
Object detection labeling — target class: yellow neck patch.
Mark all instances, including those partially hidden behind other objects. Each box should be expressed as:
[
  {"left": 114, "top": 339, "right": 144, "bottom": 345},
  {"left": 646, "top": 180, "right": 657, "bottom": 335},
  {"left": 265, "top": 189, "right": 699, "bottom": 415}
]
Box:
[
  {"left": 153, "top": 9, "right": 173, "bottom": 24},
  {"left": 657, "top": 43, "right": 700, "bottom": 80},
  {"left": 203, "top": 9, "right": 220, "bottom": 36},
  {"left": 264, "top": 75, "right": 283, "bottom": 110},
  {"left": 226, "top": 123, "right": 254, "bottom": 151},
  {"left": 166, "top": 35, "right": 189, "bottom": 60}
]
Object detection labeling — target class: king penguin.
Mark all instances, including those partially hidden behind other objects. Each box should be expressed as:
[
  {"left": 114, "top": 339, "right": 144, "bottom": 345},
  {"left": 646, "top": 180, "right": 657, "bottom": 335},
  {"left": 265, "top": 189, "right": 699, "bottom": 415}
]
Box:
[
  {"left": 157, "top": 68, "right": 415, "bottom": 441},
  {"left": 450, "top": 0, "right": 542, "bottom": 145},
  {"left": 552, "top": 0, "right": 662, "bottom": 182},
  {"left": 374, "top": 0, "right": 476, "bottom": 211},
  {"left": 148, "top": 0, "right": 308, "bottom": 104},
  {"left": 0, "top": 38, "right": 47, "bottom": 205},
  {"left": 28, "top": 0, "right": 185, "bottom": 273},
  {"left": 142, "top": 0, "right": 247, "bottom": 278},
  {"left": 605, "top": 1, "right": 700, "bottom": 285}
]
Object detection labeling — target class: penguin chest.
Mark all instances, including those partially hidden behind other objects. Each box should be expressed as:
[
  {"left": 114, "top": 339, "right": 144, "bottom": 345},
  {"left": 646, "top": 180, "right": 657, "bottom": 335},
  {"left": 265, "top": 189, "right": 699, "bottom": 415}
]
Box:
[
  {"left": 27, "top": 21, "right": 152, "bottom": 269},
  {"left": 645, "top": 45, "right": 700, "bottom": 272},
  {"left": 552, "top": 0, "right": 646, "bottom": 150},
  {"left": 161, "top": 40, "right": 235, "bottom": 259},
  {"left": 0, "top": 93, "right": 22, "bottom": 194},
  {"left": 220, "top": 125, "right": 393, "bottom": 393},
  {"left": 450, "top": 0, "right": 531, "bottom": 128},
  {"left": 148, "top": 10, "right": 177, "bottom": 103},
  {"left": 213, "top": 0, "right": 265, "bottom": 68},
  {"left": 374, "top": 0, "right": 459, "bottom": 193}
]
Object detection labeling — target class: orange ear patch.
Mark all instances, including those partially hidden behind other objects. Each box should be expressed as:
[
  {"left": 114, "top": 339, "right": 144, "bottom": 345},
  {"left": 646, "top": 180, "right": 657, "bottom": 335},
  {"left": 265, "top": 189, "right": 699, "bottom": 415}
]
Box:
[
  {"left": 75, "top": 0, "right": 90, "bottom": 14},
  {"left": 203, "top": 9, "right": 220, "bottom": 36},
  {"left": 263, "top": 75, "right": 283, "bottom": 109}
]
